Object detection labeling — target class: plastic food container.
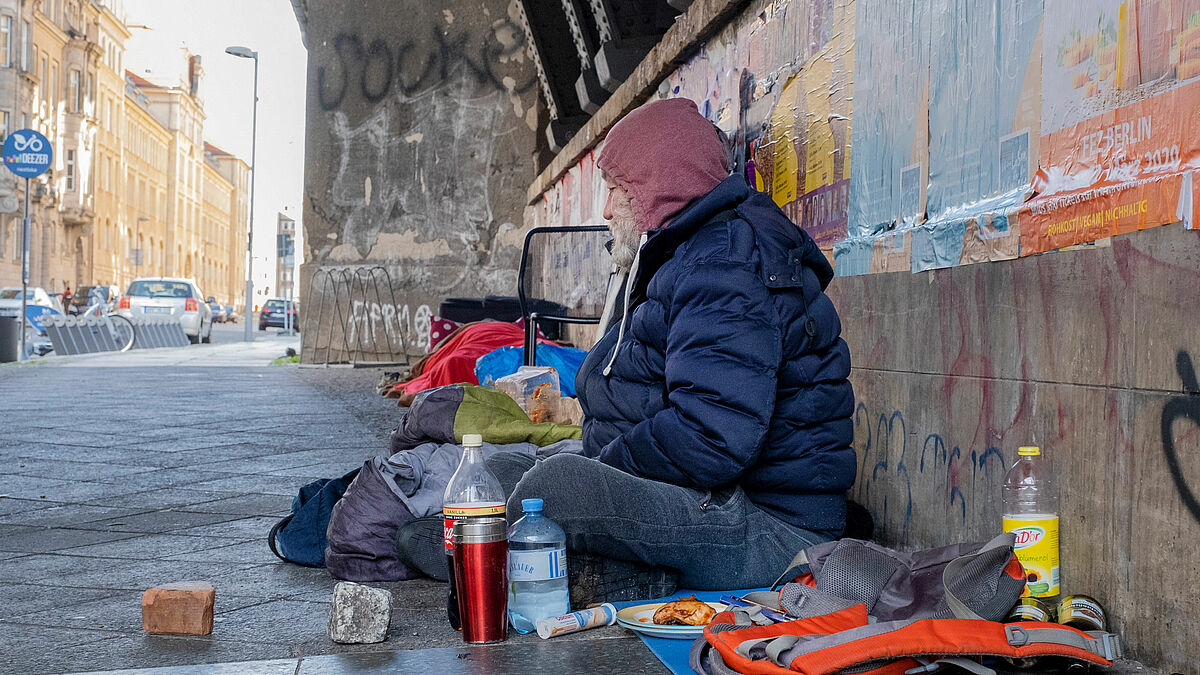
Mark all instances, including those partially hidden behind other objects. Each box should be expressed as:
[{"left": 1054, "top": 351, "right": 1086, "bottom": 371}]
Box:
[{"left": 495, "top": 366, "right": 561, "bottom": 423}]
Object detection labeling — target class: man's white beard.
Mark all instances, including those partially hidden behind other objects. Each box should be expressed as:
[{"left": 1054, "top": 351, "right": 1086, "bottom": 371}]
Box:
[{"left": 608, "top": 215, "right": 640, "bottom": 271}]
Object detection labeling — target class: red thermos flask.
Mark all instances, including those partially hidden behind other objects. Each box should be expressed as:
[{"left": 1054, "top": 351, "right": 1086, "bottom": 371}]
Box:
[{"left": 452, "top": 517, "right": 509, "bottom": 644}]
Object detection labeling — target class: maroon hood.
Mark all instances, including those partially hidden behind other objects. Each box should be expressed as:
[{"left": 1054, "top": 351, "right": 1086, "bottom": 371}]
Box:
[{"left": 597, "top": 98, "right": 730, "bottom": 233}]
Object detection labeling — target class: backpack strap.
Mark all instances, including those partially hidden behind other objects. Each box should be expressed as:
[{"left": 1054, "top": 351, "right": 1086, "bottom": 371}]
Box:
[
  {"left": 942, "top": 532, "right": 1019, "bottom": 620},
  {"left": 776, "top": 618, "right": 1120, "bottom": 674}
]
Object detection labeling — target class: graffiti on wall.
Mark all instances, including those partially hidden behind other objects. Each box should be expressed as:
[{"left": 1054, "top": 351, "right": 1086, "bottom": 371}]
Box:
[
  {"left": 315, "top": 20, "right": 536, "bottom": 110},
  {"left": 305, "top": 4, "right": 538, "bottom": 355},
  {"left": 345, "top": 300, "right": 432, "bottom": 352},
  {"left": 852, "top": 403, "right": 1008, "bottom": 544},
  {"left": 1163, "top": 350, "right": 1200, "bottom": 525}
]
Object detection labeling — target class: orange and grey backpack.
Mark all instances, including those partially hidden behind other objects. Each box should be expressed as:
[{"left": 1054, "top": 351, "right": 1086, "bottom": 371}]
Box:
[{"left": 689, "top": 534, "right": 1122, "bottom": 675}]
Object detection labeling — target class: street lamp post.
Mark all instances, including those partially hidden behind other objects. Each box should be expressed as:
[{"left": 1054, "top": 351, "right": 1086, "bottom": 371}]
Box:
[{"left": 226, "top": 45, "right": 258, "bottom": 342}]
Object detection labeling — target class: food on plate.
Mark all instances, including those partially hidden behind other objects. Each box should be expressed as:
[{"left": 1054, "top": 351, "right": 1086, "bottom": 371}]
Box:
[{"left": 652, "top": 595, "right": 716, "bottom": 626}]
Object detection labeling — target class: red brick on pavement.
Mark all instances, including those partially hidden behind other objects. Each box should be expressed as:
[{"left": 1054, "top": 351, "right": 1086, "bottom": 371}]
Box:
[{"left": 141, "top": 581, "right": 216, "bottom": 635}]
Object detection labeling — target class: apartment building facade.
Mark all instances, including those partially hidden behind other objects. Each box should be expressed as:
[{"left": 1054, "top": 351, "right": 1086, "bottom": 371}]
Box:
[{"left": 0, "top": 0, "right": 249, "bottom": 310}]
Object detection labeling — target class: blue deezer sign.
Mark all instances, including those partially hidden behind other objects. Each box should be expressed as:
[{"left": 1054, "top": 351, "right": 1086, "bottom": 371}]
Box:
[{"left": 2, "top": 129, "right": 52, "bottom": 178}]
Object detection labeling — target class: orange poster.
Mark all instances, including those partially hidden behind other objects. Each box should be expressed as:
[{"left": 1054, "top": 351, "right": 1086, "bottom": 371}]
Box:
[
  {"left": 1022, "top": 0, "right": 1200, "bottom": 254},
  {"left": 1020, "top": 78, "right": 1200, "bottom": 253}
]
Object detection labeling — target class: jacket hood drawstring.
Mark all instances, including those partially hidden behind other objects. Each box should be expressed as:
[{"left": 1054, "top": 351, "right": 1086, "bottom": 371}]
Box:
[{"left": 602, "top": 232, "right": 648, "bottom": 377}]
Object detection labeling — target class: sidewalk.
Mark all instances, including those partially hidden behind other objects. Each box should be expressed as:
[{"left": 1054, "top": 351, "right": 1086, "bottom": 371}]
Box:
[
  {"left": 33, "top": 332, "right": 301, "bottom": 368},
  {"left": 0, "top": 341, "right": 655, "bottom": 674},
  {"left": 0, "top": 341, "right": 1164, "bottom": 674}
]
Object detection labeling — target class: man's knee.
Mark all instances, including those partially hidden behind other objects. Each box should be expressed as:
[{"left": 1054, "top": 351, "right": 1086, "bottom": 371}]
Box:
[
  {"left": 484, "top": 451, "right": 536, "bottom": 498},
  {"left": 508, "top": 454, "right": 599, "bottom": 512}
]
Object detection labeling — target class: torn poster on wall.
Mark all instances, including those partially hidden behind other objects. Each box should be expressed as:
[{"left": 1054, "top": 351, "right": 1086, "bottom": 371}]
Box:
[{"left": 1019, "top": 0, "right": 1200, "bottom": 254}]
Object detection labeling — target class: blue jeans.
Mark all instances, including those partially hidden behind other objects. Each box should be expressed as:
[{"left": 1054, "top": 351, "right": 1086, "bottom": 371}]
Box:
[{"left": 486, "top": 452, "right": 831, "bottom": 589}]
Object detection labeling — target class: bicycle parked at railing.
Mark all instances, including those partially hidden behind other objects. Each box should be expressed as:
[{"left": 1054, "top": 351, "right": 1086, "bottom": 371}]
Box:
[{"left": 78, "top": 300, "right": 135, "bottom": 352}]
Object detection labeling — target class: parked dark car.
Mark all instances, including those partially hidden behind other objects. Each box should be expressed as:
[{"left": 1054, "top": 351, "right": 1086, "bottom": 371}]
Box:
[
  {"left": 207, "top": 300, "right": 227, "bottom": 323},
  {"left": 259, "top": 298, "right": 299, "bottom": 331}
]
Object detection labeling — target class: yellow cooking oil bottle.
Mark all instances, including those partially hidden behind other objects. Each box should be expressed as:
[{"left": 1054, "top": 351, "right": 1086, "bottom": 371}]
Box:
[{"left": 1002, "top": 446, "right": 1060, "bottom": 600}]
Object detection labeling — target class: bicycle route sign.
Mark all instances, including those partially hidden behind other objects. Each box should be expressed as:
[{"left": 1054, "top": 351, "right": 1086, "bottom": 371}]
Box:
[{"left": 3, "top": 129, "right": 52, "bottom": 178}]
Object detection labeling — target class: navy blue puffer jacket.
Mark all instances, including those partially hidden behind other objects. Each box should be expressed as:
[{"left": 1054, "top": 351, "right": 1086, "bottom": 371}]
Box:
[{"left": 575, "top": 175, "right": 856, "bottom": 535}]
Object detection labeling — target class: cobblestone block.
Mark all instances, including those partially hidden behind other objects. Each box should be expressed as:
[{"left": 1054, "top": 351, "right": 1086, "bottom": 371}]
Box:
[{"left": 328, "top": 581, "right": 391, "bottom": 644}]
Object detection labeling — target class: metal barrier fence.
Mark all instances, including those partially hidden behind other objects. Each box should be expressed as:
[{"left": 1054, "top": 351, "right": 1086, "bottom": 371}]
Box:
[
  {"left": 305, "top": 265, "right": 411, "bottom": 367},
  {"left": 130, "top": 318, "right": 191, "bottom": 349},
  {"left": 42, "top": 315, "right": 189, "bottom": 356}
]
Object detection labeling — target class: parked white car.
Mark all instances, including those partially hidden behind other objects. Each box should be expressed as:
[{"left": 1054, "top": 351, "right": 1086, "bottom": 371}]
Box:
[
  {"left": 117, "top": 277, "right": 213, "bottom": 344},
  {"left": 0, "top": 286, "right": 57, "bottom": 318}
]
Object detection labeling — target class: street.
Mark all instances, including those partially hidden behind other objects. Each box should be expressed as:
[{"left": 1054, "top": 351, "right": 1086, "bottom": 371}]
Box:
[{"left": 0, "top": 338, "right": 660, "bottom": 674}]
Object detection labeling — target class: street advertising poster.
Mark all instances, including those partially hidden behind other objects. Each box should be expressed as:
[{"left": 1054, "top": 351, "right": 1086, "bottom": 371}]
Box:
[
  {"left": 845, "top": 0, "right": 929, "bottom": 239},
  {"left": 836, "top": 0, "right": 929, "bottom": 275},
  {"left": 1020, "top": 0, "right": 1200, "bottom": 255},
  {"left": 915, "top": 0, "right": 1042, "bottom": 271},
  {"left": 753, "top": 0, "right": 854, "bottom": 250}
]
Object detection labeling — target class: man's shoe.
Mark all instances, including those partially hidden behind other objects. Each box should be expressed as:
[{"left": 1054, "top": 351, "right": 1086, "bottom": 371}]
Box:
[
  {"left": 395, "top": 516, "right": 449, "bottom": 582},
  {"left": 568, "top": 552, "right": 679, "bottom": 606}
]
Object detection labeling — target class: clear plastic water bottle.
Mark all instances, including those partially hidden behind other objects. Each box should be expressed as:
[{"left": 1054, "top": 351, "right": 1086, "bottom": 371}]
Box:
[
  {"left": 507, "top": 498, "right": 569, "bottom": 633},
  {"left": 1002, "top": 445, "right": 1060, "bottom": 602}
]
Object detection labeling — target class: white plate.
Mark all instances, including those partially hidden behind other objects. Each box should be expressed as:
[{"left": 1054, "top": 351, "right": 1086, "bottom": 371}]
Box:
[
  {"left": 143, "top": 306, "right": 171, "bottom": 314},
  {"left": 615, "top": 601, "right": 725, "bottom": 640}
]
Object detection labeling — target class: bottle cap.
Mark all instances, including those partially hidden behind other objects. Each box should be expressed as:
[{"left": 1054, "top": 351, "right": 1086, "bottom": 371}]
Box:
[
  {"left": 522, "top": 498, "right": 544, "bottom": 513},
  {"left": 1018, "top": 446, "right": 1041, "bottom": 456},
  {"left": 462, "top": 433, "right": 483, "bottom": 446}
]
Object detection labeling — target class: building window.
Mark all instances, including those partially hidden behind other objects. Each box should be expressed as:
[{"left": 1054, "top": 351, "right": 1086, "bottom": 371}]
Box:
[
  {"left": 0, "top": 111, "right": 8, "bottom": 144},
  {"left": 65, "top": 149, "right": 75, "bottom": 191},
  {"left": 0, "top": 16, "right": 12, "bottom": 68},
  {"left": 38, "top": 54, "right": 46, "bottom": 102},
  {"left": 69, "top": 70, "right": 80, "bottom": 112},
  {"left": 50, "top": 63, "right": 57, "bottom": 108},
  {"left": 20, "top": 20, "right": 28, "bottom": 71}
]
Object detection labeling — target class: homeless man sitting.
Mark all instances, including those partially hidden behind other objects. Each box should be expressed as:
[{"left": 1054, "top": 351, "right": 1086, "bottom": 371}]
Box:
[{"left": 397, "top": 97, "right": 857, "bottom": 591}]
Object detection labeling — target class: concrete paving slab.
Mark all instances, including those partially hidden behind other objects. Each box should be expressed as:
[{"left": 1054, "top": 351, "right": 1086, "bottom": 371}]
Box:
[
  {"left": 0, "top": 496, "right": 66, "bottom": 516},
  {"left": 184, "top": 473, "right": 325, "bottom": 496},
  {"left": 174, "top": 493, "right": 291, "bottom": 517},
  {"left": 59, "top": 534, "right": 251, "bottom": 560},
  {"left": 206, "top": 599, "right": 333, "bottom": 649},
  {"left": 173, "top": 516, "right": 281, "bottom": 540},
  {"left": 12, "top": 443, "right": 196, "bottom": 468},
  {"left": 164, "top": 540, "right": 280, "bottom": 566},
  {"left": 202, "top": 563, "right": 339, "bottom": 601},
  {"left": 0, "top": 527, "right": 142, "bottom": 553},
  {"left": 76, "top": 660, "right": 300, "bottom": 675},
  {"left": 16, "top": 479, "right": 154, "bottom": 505},
  {"left": 83, "top": 510, "right": 245, "bottom": 534},
  {"left": 0, "top": 476, "right": 79, "bottom": 500},
  {"left": 38, "top": 633, "right": 296, "bottom": 674},
  {"left": 7, "top": 459, "right": 159, "bottom": 482},
  {"left": 0, "top": 504, "right": 150, "bottom": 528},
  {"left": 0, "top": 622, "right": 120, "bottom": 662},
  {"left": 0, "top": 583, "right": 120, "bottom": 620},
  {"left": 291, "top": 639, "right": 668, "bottom": 674},
  {"left": 92, "top": 470, "right": 242, "bottom": 492},
  {"left": 84, "top": 488, "right": 237, "bottom": 511},
  {"left": 0, "top": 553, "right": 252, "bottom": 592}
]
